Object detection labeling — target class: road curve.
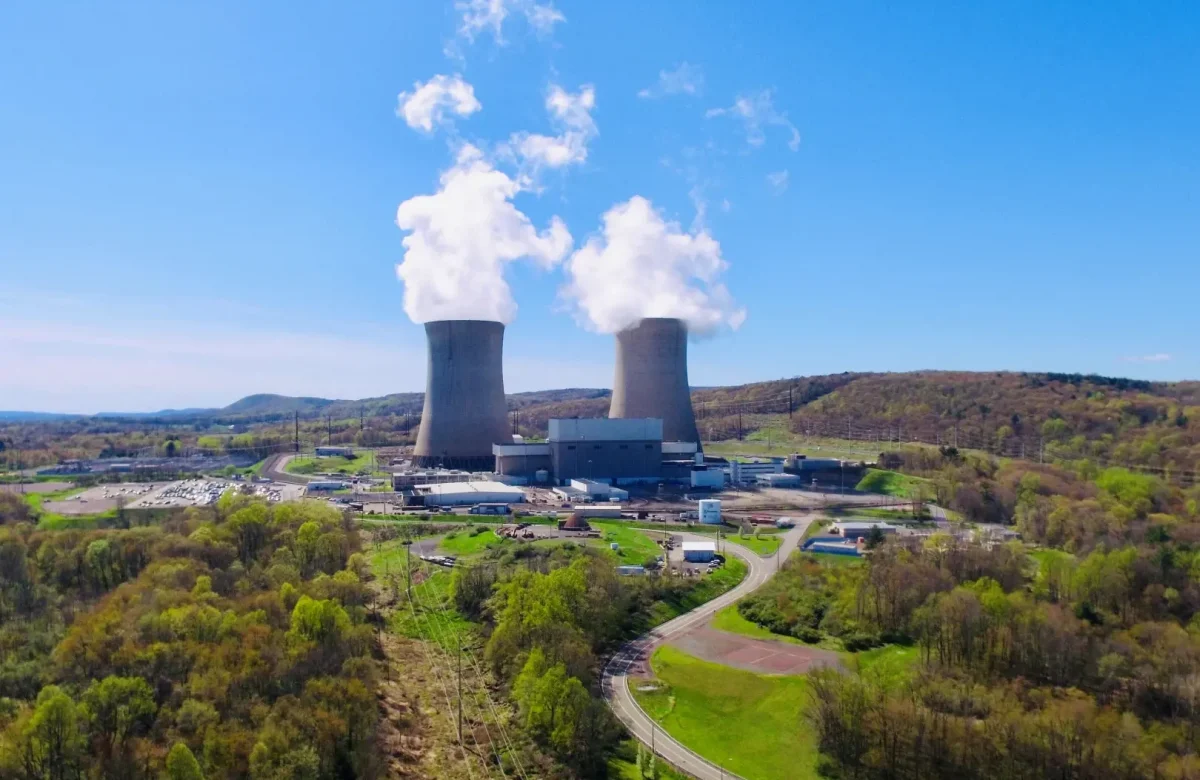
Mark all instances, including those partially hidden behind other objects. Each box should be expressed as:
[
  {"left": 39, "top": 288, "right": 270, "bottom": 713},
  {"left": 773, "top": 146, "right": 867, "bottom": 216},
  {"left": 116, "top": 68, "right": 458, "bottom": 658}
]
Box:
[{"left": 602, "top": 523, "right": 810, "bottom": 780}]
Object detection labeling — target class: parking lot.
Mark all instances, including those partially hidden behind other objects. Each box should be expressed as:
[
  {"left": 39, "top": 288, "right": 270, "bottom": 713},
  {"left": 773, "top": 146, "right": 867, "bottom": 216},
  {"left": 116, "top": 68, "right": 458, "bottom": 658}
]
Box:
[{"left": 42, "top": 479, "right": 306, "bottom": 515}]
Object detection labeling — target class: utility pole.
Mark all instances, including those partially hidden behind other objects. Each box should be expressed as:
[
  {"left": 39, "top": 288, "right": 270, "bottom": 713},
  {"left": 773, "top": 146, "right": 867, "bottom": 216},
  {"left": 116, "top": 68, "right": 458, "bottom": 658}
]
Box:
[
  {"left": 1040, "top": 436, "right": 1045, "bottom": 464},
  {"left": 788, "top": 387, "right": 793, "bottom": 417},
  {"left": 326, "top": 416, "right": 332, "bottom": 445},
  {"left": 405, "top": 541, "right": 412, "bottom": 599},
  {"left": 294, "top": 412, "right": 300, "bottom": 454},
  {"left": 457, "top": 642, "right": 464, "bottom": 745},
  {"left": 360, "top": 406, "right": 365, "bottom": 432}
]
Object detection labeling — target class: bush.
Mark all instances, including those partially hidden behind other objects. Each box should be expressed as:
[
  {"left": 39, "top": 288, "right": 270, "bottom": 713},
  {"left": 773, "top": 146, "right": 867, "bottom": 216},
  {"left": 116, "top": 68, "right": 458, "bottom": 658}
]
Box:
[
  {"left": 794, "top": 627, "right": 823, "bottom": 644},
  {"left": 842, "top": 632, "right": 882, "bottom": 652}
]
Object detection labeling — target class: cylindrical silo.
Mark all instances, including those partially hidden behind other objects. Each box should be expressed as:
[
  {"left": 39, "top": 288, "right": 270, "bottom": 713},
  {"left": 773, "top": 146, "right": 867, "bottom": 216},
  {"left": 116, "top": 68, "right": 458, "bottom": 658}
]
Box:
[
  {"left": 609, "top": 317, "right": 701, "bottom": 445},
  {"left": 413, "top": 320, "right": 512, "bottom": 470}
]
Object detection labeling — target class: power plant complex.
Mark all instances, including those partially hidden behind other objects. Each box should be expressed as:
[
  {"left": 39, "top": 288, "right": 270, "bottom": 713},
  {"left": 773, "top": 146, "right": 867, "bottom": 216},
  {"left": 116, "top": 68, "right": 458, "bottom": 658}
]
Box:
[{"left": 408, "top": 316, "right": 718, "bottom": 487}]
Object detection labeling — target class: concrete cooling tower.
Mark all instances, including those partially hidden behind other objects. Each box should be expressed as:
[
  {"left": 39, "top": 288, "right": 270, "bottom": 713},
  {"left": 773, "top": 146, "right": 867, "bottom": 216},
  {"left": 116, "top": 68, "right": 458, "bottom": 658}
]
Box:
[
  {"left": 609, "top": 317, "right": 701, "bottom": 445},
  {"left": 413, "top": 320, "right": 512, "bottom": 470}
]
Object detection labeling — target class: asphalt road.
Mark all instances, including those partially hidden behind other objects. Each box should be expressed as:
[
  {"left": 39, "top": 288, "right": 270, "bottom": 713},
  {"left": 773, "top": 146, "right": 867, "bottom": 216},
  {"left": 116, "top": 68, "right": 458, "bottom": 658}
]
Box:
[
  {"left": 601, "top": 522, "right": 810, "bottom": 780},
  {"left": 262, "top": 453, "right": 309, "bottom": 485}
]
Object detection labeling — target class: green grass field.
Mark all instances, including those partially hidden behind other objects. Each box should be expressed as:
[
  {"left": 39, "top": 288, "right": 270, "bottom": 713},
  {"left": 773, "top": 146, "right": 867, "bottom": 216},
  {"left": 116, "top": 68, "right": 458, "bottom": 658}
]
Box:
[
  {"left": 592, "top": 521, "right": 664, "bottom": 566},
  {"left": 286, "top": 452, "right": 384, "bottom": 476},
  {"left": 727, "top": 532, "right": 782, "bottom": 556},
  {"left": 855, "top": 468, "right": 929, "bottom": 498},
  {"left": 631, "top": 645, "right": 818, "bottom": 780},
  {"left": 841, "top": 644, "right": 921, "bottom": 689},
  {"left": 438, "top": 528, "right": 507, "bottom": 557},
  {"left": 710, "top": 603, "right": 807, "bottom": 645}
]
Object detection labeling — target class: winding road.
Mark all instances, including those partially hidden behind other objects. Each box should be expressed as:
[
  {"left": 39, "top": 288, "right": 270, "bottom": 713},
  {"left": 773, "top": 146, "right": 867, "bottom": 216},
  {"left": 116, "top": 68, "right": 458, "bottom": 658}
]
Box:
[{"left": 601, "top": 522, "right": 811, "bottom": 780}]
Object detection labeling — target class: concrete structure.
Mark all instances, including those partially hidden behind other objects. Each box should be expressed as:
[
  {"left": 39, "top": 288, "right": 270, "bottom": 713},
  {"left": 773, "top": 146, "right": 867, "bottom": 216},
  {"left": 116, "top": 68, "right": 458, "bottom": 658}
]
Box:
[
  {"left": 391, "top": 470, "right": 479, "bottom": 491},
  {"left": 803, "top": 537, "right": 863, "bottom": 557},
  {"left": 549, "top": 418, "right": 663, "bottom": 481},
  {"left": 682, "top": 540, "right": 717, "bottom": 562},
  {"left": 306, "top": 480, "right": 348, "bottom": 492},
  {"left": 413, "top": 320, "right": 512, "bottom": 470},
  {"left": 698, "top": 499, "right": 722, "bottom": 524},
  {"left": 726, "top": 459, "right": 784, "bottom": 484},
  {"left": 414, "top": 480, "right": 525, "bottom": 507},
  {"left": 831, "top": 521, "right": 898, "bottom": 540},
  {"left": 493, "top": 442, "right": 552, "bottom": 480},
  {"left": 609, "top": 318, "right": 700, "bottom": 445},
  {"left": 689, "top": 465, "right": 726, "bottom": 489},
  {"left": 756, "top": 472, "right": 803, "bottom": 488},
  {"left": 315, "top": 446, "right": 355, "bottom": 458}
]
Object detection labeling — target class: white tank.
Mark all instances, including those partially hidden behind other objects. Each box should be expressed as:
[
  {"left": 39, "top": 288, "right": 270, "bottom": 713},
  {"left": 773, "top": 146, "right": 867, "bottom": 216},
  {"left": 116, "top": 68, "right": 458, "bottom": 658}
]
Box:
[{"left": 698, "top": 499, "right": 722, "bottom": 524}]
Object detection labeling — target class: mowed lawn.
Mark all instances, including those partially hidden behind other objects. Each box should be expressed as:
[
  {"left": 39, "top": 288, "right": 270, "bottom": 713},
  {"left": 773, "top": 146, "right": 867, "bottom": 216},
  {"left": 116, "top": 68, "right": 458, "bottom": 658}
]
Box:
[
  {"left": 286, "top": 453, "right": 379, "bottom": 475},
  {"left": 727, "top": 532, "right": 782, "bottom": 556},
  {"left": 632, "top": 645, "right": 818, "bottom": 779},
  {"left": 438, "top": 528, "right": 506, "bottom": 557},
  {"left": 591, "top": 522, "right": 663, "bottom": 566}
]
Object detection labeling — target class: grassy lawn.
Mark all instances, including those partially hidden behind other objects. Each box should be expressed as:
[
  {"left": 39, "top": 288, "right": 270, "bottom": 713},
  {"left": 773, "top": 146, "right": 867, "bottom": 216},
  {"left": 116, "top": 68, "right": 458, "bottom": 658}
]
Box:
[
  {"left": 286, "top": 452, "right": 383, "bottom": 476},
  {"left": 841, "top": 644, "right": 921, "bottom": 689},
  {"left": 438, "top": 528, "right": 507, "bottom": 557},
  {"left": 727, "top": 532, "right": 782, "bottom": 556},
  {"left": 711, "top": 603, "right": 807, "bottom": 645},
  {"left": 631, "top": 645, "right": 818, "bottom": 780},
  {"left": 855, "top": 468, "right": 929, "bottom": 498},
  {"left": 592, "top": 521, "right": 664, "bottom": 566}
]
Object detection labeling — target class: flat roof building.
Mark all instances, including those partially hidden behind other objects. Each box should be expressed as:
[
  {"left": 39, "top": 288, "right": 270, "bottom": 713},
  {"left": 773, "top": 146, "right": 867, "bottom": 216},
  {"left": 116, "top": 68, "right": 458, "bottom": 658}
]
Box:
[
  {"left": 415, "top": 480, "right": 526, "bottom": 507},
  {"left": 682, "top": 540, "right": 718, "bottom": 562},
  {"left": 548, "top": 418, "right": 664, "bottom": 482},
  {"left": 831, "top": 521, "right": 897, "bottom": 540}
]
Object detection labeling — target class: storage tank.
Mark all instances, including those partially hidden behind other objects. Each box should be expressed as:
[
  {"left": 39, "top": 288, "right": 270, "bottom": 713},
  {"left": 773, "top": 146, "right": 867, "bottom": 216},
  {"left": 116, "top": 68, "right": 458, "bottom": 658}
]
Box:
[
  {"left": 609, "top": 318, "right": 701, "bottom": 445},
  {"left": 698, "top": 499, "right": 722, "bottom": 524},
  {"left": 413, "top": 320, "right": 512, "bottom": 470}
]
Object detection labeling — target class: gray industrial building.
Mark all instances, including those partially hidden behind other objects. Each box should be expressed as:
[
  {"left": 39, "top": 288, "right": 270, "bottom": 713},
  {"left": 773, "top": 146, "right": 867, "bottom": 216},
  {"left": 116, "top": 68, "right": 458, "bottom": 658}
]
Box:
[
  {"left": 493, "top": 417, "right": 725, "bottom": 487},
  {"left": 609, "top": 318, "right": 701, "bottom": 446},
  {"left": 412, "top": 320, "right": 513, "bottom": 471},
  {"left": 549, "top": 418, "right": 663, "bottom": 481}
]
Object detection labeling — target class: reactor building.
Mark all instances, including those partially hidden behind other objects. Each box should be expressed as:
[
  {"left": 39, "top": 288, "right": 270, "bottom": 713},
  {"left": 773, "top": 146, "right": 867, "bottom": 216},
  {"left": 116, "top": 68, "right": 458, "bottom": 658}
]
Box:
[
  {"left": 412, "top": 319, "right": 512, "bottom": 470},
  {"left": 609, "top": 318, "right": 701, "bottom": 446}
]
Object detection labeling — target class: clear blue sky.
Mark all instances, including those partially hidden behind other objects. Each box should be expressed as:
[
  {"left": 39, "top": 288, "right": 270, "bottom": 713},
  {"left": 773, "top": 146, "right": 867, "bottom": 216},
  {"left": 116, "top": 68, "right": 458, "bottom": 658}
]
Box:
[{"left": 2, "top": 0, "right": 1197, "bottom": 413}]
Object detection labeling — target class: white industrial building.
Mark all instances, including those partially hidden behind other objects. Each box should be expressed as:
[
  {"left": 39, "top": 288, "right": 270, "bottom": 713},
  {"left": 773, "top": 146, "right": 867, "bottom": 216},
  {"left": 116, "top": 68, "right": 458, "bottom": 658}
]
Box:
[
  {"left": 552, "top": 479, "right": 630, "bottom": 502},
  {"left": 756, "top": 472, "right": 804, "bottom": 488},
  {"left": 315, "top": 446, "right": 355, "bottom": 458},
  {"left": 682, "top": 540, "right": 718, "bottom": 562},
  {"left": 831, "top": 521, "right": 897, "bottom": 540},
  {"left": 415, "top": 480, "right": 526, "bottom": 507},
  {"left": 726, "top": 459, "right": 784, "bottom": 484},
  {"left": 392, "top": 469, "right": 481, "bottom": 491}
]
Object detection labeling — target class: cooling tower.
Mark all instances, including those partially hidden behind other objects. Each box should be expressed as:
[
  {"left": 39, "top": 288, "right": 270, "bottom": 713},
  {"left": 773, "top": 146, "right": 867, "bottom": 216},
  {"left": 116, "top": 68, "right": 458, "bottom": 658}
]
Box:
[
  {"left": 413, "top": 320, "right": 512, "bottom": 470},
  {"left": 609, "top": 317, "right": 701, "bottom": 445}
]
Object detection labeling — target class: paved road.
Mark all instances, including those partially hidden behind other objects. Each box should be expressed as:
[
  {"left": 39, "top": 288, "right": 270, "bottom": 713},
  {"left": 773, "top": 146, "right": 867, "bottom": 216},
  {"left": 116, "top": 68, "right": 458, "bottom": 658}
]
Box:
[
  {"left": 601, "top": 522, "right": 811, "bottom": 780},
  {"left": 262, "top": 453, "right": 309, "bottom": 485}
]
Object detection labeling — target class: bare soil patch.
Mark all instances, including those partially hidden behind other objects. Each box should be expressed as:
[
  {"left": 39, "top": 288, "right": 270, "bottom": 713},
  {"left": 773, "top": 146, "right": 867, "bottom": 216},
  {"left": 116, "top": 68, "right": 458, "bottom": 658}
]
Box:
[{"left": 669, "top": 625, "right": 840, "bottom": 675}]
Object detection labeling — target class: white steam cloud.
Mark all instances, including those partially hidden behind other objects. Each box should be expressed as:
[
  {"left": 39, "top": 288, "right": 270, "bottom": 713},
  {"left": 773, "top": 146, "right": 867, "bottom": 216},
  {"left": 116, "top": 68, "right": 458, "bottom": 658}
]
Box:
[
  {"left": 561, "top": 196, "right": 746, "bottom": 336},
  {"left": 508, "top": 84, "right": 597, "bottom": 172},
  {"left": 397, "top": 74, "right": 481, "bottom": 133},
  {"left": 395, "top": 144, "right": 573, "bottom": 324}
]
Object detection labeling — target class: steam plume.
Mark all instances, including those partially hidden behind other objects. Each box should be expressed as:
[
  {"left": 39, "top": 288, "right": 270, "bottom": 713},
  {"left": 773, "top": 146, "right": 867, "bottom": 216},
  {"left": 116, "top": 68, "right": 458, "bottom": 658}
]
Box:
[
  {"left": 395, "top": 144, "right": 572, "bottom": 324},
  {"left": 560, "top": 196, "right": 745, "bottom": 336}
]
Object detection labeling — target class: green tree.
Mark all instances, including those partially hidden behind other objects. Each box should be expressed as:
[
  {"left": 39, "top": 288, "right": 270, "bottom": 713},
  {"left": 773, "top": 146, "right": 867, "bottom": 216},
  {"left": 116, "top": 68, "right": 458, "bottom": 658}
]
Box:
[
  {"left": 165, "top": 743, "right": 204, "bottom": 780},
  {"left": 18, "top": 685, "right": 85, "bottom": 780}
]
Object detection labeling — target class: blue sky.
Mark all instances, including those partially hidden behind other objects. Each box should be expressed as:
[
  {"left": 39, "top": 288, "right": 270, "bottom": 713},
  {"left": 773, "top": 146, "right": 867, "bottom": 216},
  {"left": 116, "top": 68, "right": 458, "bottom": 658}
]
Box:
[{"left": 1, "top": 0, "right": 1197, "bottom": 413}]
